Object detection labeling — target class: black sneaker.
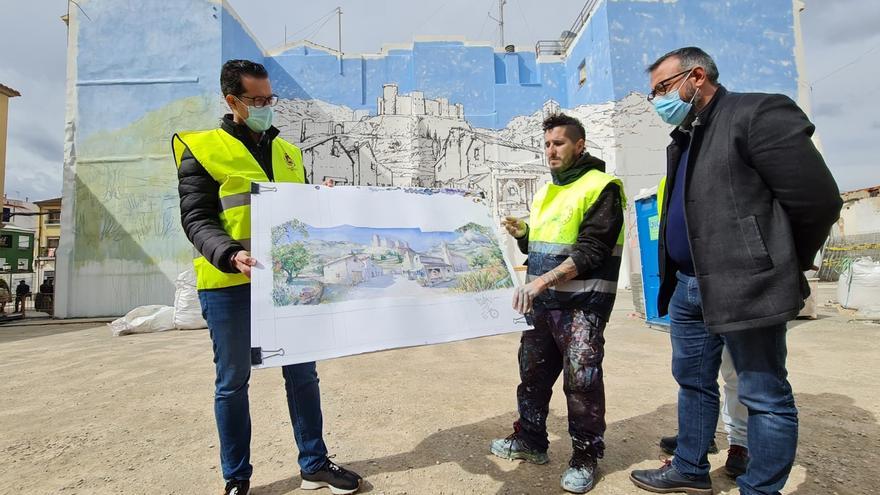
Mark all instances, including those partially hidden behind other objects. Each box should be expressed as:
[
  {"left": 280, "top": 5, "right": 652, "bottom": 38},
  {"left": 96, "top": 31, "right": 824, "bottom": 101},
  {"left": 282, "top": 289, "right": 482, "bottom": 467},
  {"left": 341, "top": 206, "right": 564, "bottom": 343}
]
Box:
[
  {"left": 659, "top": 435, "right": 719, "bottom": 456},
  {"left": 301, "top": 457, "right": 362, "bottom": 494},
  {"left": 223, "top": 479, "right": 249, "bottom": 495}
]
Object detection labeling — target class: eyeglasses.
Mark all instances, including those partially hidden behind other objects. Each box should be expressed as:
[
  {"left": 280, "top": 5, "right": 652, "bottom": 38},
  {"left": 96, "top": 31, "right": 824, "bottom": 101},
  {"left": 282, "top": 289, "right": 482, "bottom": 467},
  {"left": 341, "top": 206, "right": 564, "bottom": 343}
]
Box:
[
  {"left": 235, "top": 94, "right": 279, "bottom": 108},
  {"left": 647, "top": 69, "right": 693, "bottom": 102}
]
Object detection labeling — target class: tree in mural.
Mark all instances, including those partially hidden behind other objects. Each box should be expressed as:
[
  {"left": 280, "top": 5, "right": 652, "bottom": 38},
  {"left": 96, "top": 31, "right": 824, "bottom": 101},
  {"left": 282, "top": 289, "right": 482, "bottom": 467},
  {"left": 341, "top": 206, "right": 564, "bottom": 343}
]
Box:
[
  {"left": 274, "top": 242, "right": 311, "bottom": 283},
  {"left": 455, "top": 222, "right": 492, "bottom": 241},
  {"left": 272, "top": 219, "right": 311, "bottom": 283},
  {"left": 272, "top": 219, "right": 309, "bottom": 244},
  {"left": 471, "top": 253, "right": 491, "bottom": 269}
]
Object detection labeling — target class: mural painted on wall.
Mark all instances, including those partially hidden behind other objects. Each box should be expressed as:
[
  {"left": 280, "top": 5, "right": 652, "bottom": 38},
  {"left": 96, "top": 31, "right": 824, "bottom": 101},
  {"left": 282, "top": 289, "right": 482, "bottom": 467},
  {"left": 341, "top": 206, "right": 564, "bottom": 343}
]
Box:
[
  {"left": 272, "top": 85, "right": 648, "bottom": 221},
  {"left": 73, "top": 95, "right": 221, "bottom": 268},
  {"left": 60, "top": 0, "right": 801, "bottom": 317},
  {"left": 270, "top": 219, "right": 512, "bottom": 307}
]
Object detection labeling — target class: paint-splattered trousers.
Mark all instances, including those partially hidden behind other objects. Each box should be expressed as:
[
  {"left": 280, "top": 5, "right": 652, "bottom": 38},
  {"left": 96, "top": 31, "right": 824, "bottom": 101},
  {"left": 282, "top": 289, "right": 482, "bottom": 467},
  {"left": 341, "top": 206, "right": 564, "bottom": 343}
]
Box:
[{"left": 515, "top": 308, "right": 607, "bottom": 459}]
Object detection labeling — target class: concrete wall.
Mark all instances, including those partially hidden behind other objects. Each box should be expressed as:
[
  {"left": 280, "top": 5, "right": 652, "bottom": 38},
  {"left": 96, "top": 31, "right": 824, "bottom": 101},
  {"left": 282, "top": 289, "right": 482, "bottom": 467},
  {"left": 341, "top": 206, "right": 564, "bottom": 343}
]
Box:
[
  {"left": 834, "top": 187, "right": 880, "bottom": 238},
  {"left": 605, "top": 0, "right": 799, "bottom": 100},
  {"left": 58, "top": 0, "right": 804, "bottom": 316},
  {"left": 0, "top": 92, "right": 13, "bottom": 209},
  {"left": 268, "top": 39, "right": 568, "bottom": 130}
]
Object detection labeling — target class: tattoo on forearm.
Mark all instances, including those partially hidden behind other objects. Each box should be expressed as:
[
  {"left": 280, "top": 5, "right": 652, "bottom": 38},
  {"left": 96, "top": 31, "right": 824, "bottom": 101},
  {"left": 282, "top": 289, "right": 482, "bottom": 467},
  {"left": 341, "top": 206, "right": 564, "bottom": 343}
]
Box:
[{"left": 539, "top": 258, "right": 578, "bottom": 287}]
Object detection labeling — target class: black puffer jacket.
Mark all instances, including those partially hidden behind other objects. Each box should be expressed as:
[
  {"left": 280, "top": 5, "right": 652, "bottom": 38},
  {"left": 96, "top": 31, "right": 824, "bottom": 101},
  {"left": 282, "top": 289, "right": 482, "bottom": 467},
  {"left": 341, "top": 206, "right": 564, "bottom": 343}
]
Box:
[{"left": 176, "top": 115, "right": 285, "bottom": 273}]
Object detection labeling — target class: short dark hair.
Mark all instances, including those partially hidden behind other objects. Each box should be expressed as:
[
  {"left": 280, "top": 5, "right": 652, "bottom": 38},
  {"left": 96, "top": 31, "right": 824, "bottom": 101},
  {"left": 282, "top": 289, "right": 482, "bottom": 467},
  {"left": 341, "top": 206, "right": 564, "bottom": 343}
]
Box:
[
  {"left": 220, "top": 59, "right": 268, "bottom": 97},
  {"left": 647, "top": 47, "right": 720, "bottom": 84},
  {"left": 542, "top": 113, "right": 586, "bottom": 143}
]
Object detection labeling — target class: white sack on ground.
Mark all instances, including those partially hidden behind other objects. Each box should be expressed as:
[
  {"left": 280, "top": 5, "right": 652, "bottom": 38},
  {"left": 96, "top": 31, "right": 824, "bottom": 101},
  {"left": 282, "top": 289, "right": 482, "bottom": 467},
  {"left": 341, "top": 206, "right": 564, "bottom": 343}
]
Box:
[
  {"left": 837, "top": 258, "right": 880, "bottom": 314},
  {"left": 173, "top": 269, "right": 207, "bottom": 330},
  {"left": 109, "top": 305, "right": 175, "bottom": 336}
]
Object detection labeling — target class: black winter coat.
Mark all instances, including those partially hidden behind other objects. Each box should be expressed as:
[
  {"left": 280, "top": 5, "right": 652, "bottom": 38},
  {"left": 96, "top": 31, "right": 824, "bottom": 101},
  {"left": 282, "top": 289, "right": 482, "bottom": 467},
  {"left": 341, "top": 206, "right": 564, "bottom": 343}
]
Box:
[
  {"left": 176, "top": 116, "right": 284, "bottom": 274},
  {"left": 658, "top": 87, "right": 842, "bottom": 333}
]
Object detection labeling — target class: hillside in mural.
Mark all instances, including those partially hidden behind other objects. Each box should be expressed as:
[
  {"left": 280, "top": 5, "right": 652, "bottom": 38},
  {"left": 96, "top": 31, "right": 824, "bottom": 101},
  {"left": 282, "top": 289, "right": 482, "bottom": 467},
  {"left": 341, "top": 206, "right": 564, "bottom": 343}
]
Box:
[{"left": 73, "top": 95, "right": 222, "bottom": 268}]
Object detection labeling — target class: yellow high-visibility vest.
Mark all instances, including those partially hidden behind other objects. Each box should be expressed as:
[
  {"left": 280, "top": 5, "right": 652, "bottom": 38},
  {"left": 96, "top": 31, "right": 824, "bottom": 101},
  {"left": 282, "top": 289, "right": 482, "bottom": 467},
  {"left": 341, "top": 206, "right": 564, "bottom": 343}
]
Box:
[
  {"left": 526, "top": 168, "right": 626, "bottom": 303},
  {"left": 529, "top": 168, "right": 625, "bottom": 247},
  {"left": 657, "top": 176, "right": 667, "bottom": 217},
  {"left": 172, "top": 128, "right": 306, "bottom": 290}
]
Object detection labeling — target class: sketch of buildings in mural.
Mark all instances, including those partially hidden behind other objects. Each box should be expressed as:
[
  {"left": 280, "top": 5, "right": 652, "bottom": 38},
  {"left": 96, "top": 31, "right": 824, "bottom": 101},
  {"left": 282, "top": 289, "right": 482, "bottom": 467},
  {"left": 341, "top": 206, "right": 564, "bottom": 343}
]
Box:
[
  {"left": 322, "top": 254, "right": 383, "bottom": 285},
  {"left": 371, "top": 234, "right": 410, "bottom": 251},
  {"left": 400, "top": 241, "right": 470, "bottom": 284},
  {"left": 377, "top": 84, "right": 464, "bottom": 119},
  {"left": 273, "top": 85, "right": 645, "bottom": 221},
  {"left": 439, "top": 242, "right": 469, "bottom": 272},
  {"left": 274, "top": 84, "right": 552, "bottom": 219}
]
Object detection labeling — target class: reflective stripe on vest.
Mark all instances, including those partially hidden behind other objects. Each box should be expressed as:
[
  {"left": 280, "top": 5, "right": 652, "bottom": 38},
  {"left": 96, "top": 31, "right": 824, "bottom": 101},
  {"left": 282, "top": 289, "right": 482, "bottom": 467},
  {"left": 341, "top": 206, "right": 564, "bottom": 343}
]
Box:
[
  {"left": 172, "top": 128, "right": 306, "bottom": 290},
  {"left": 527, "top": 168, "right": 625, "bottom": 301}
]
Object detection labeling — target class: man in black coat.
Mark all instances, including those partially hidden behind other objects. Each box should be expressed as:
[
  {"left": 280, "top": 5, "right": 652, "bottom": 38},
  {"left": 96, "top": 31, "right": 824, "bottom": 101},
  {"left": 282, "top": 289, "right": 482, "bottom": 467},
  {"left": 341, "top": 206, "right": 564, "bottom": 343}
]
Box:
[
  {"left": 14, "top": 280, "right": 30, "bottom": 313},
  {"left": 176, "top": 59, "right": 360, "bottom": 495},
  {"left": 630, "top": 47, "right": 841, "bottom": 495}
]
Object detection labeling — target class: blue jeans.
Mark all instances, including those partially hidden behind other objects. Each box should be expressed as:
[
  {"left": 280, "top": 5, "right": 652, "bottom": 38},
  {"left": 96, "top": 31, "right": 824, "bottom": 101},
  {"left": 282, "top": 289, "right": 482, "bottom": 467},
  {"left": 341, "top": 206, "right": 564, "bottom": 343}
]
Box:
[
  {"left": 199, "top": 284, "right": 328, "bottom": 481},
  {"left": 669, "top": 272, "right": 798, "bottom": 495}
]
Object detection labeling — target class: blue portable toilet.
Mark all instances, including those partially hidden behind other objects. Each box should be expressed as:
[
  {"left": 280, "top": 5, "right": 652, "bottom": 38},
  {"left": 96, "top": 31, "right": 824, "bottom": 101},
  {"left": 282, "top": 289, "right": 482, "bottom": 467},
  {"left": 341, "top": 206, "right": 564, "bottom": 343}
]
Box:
[{"left": 634, "top": 189, "right": 670, "bottom": 328}]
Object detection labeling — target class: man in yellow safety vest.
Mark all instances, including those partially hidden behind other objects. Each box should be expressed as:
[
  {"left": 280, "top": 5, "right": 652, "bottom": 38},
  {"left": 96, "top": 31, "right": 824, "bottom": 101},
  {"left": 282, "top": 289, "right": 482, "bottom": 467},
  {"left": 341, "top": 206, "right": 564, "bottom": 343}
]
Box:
[
  {"left": 173, "top": 59, "right": 360, "bottom": 495},
  {"left": 490, "top": 113, "right": 625, "bottom": 494}
]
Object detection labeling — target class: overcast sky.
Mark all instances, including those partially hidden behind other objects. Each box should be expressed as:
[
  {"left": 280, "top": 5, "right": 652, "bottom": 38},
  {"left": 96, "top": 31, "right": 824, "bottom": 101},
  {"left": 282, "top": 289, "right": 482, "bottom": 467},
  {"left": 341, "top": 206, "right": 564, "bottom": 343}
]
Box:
[{"left": 0, "top": 0, "right": 877, "bottom": 202}]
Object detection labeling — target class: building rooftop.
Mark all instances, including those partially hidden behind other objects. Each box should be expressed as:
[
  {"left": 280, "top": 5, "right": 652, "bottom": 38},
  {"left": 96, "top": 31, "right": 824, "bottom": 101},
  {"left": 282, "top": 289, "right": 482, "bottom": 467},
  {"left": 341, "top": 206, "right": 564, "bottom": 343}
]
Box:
[
  {"left": 0, "top": 83, "right": 21, "bottom": 98},
  {"left": 0, "top": 224, "right": 36, "bottom": 233},
  {"left": 34, "top": 197, "right": 62, "bottom": 207}
]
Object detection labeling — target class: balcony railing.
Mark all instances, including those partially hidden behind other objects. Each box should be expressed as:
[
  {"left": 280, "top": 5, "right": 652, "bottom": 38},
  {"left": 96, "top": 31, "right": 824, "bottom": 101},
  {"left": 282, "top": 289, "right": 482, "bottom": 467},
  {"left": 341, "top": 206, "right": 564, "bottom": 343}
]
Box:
[
  {"left": 534, "top": 0, "right": 600, "bottom": 57},
  {"left": 38, "top": 247, "right": 57, "bottom": 259}
]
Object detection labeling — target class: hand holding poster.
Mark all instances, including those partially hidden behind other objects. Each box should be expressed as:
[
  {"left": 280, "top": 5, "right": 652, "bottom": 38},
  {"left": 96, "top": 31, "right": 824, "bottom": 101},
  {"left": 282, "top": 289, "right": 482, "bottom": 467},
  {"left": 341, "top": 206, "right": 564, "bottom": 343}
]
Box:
[{"left": 249, "top": 184, "right": 529, "bottom": 368}]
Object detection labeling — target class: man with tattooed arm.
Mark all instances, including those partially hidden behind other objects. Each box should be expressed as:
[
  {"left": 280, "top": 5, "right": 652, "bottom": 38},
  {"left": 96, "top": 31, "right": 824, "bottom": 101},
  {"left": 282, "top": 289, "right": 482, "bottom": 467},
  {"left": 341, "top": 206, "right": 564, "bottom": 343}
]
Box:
[{"left": 489, "top": 113, "right": 625, "bottom": 494}]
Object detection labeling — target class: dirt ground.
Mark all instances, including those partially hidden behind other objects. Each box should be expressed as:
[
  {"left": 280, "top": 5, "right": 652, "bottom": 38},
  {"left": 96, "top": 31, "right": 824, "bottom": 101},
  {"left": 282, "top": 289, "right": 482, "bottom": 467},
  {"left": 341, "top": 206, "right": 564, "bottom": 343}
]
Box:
[{"left": 1, "top": 285, "right": 878, "bottom": 495}]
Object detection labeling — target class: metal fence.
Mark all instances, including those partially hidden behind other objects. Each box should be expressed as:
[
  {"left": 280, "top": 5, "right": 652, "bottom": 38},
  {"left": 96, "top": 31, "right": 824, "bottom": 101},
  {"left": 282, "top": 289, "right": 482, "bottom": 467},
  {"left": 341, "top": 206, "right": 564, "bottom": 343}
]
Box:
[
  {"left": 818, "top": 232, "right": 880, "bottom": 281},
  {"left": 1, "top": 292, "right": 52, "bottom": 317}
]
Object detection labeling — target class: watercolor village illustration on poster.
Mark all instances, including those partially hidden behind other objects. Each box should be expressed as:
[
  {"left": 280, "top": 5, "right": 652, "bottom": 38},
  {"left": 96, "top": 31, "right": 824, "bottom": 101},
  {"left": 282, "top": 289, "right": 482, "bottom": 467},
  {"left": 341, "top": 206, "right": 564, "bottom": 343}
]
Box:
[
  {"left": 249, "top": 184, "right": 529, "bottom": 367},
  {"left": 269, "top": 218, "right": 513, "bottom": 307}
]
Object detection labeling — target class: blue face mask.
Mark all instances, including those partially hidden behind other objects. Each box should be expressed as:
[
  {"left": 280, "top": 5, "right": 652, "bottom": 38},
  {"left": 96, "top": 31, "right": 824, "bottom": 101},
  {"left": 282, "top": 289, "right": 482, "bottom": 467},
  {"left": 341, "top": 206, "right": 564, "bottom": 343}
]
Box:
[
  {"left": 244, "top": 105, "right": 273, "bottom": 132},
  {"left": 652, "top": 71, "right": 698, "bottom": 126}
]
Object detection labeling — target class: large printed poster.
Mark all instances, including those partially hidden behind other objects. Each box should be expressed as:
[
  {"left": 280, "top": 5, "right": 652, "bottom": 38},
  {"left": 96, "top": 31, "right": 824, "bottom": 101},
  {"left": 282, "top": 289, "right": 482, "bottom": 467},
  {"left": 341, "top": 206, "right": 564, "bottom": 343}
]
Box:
[{"left": 250, "top": 183, "right": 529, "bottom": 368}]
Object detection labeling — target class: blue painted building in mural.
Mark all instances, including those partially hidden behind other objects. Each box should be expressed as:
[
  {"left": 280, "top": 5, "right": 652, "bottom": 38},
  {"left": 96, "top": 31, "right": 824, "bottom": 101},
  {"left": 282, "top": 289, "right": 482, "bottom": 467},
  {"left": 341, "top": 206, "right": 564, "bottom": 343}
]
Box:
[{"left": 57, "top": 0, "right": 806, "bottom": 317}]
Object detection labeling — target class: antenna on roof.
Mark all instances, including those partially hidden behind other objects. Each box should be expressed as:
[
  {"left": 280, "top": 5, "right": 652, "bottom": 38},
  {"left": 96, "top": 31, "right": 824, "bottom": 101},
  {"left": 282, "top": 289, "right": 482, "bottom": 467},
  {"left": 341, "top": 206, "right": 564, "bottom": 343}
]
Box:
[{"left": 488, "top": 0, "right": 507, "bottom": 49}]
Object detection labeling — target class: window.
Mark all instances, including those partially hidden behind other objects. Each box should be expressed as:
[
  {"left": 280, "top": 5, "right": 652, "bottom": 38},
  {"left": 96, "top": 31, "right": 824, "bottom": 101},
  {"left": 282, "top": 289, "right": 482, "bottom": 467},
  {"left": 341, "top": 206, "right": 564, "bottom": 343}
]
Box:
[
  {"left": 18, "top": 236, "right": 30, "bottom": 249},
  {"left": 44, "top": 237, "right": 60, "bottom": 258},
  {"left": 473, "top": 147, "right": 481, "bottom": 160},
  {"left": 46, "top": 211, "right": 61, "bottom": 225},
  {"left": 0, "top": 235, "right": 11, "bottom": 248},
  {"left": 17, "top": 258, "right": 29, "bottom": 271},
  {"left": 578, "top": 60, "right": 587, "bottom": 88}
]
